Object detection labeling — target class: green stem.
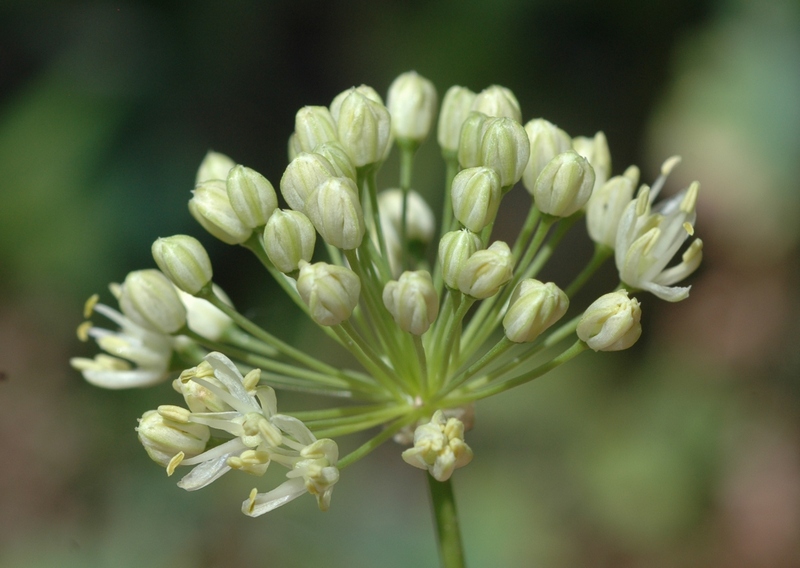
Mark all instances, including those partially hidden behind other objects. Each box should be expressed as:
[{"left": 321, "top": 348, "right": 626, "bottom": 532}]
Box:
[
  {"left": 428, "top": 475, "right": 466, "bottom": 568},
  {"left": 337, "top": 410, "right": 424, "bottom": 468}
]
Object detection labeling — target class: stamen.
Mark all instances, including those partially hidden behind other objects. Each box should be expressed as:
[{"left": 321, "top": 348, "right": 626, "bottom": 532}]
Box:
[{"left": 83, "top": 294, "right": 99, "bottom": 318}]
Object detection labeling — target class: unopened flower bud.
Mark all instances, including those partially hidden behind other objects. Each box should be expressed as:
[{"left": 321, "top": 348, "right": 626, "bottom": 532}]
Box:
[
  {"left": 152, "top": 235, "right": 212, "bottom": 295},
  {"left": 471, "top": 85, "right": 522, "bottom": 122},
  {"left": 533, "top": 151, "right": 596, "bottom": 217},
  {"left": 304, "top": 176, "right": 365, "bottom": 250},
  {"left": 226, "top": 165, "right": 278, "bottom": 229},
  {"left": 401, "top": 410, "right": 473, "bottom": 482},
  {"left": 451, "top": 167, "right": 502, "bottom": 232},
  {"left": 586, "top": 165, "right": 639, "bottom": 248},
  {"left": 522, "top": 118, "right": 572, "bottom": 193},
  {"left": 263, "top": 209, "right": 316, "bottom": 273},
  {"left": 479, "top": 117, "right": 530, "bottom": 187},
  {"left": 382, "top": 270, "right": 438, "bottom": 335},
  {"left": 572, "top": 131, "right": 611, "bottom": 191},
  {"left": 437, "top": 86, "right": 476, "bottom": 154},
  {"left": 280, "top": 152, "right": 336, "bottom": 213},
  {"left": 503, "top": 279, "right": 569, "bottom": 343},
  {"left": 577, "top": 290, "right": 642, "bottom": 351},
  {"left": 313, "top": 141, "right": 356, "bottom": 182},
  {"left": 378, "top": 189, "right": 436, "bottom": 244},
  {"left": 387, "top": 71, "right": 438, "bottom": 144},
  {"left": 189, "top": 180, "right": 252, "bottom": 244},
  {"left": 137, "top": 409, "right": 210, "bottom": 467},
  {"left": 178, "top": 286, "right": 234, "bottom": 341},
  {"left": 288, "top": 133, "right": 302, "bottom": 162},
  {"left": 297, "top": 261, "right": 361, "bottom": 326},
  {"left": 457, "top": 111, "right": 488, "bottom": 169},
  {"left": 195, "top": 151, "right": 235, "bottom": 184},
  {"left": 438, "top": 229, "right": 482, "bottom": 289},
  {"left": 457, "top": 241, "right": 513, "bottom": 299},
  {"left": 119, "top": 269, "right": 187, "bottom": 334},
  {"left": 330, "top": 84, "right": 384, "bottom": 122},
  {"left": 295, "top": 106, "right": 338, "bottom": 154},
  {"left": 334, "top": 89, "right": 392, "bottom": 167}
]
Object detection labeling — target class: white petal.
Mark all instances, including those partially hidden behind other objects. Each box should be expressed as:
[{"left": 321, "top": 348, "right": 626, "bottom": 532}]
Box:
[
  {"left": 177, "top": 455, "right": 233, "bottom": 491},
  {"left": 82, "top": 368, "right": 167, "bottom": 389},
  {"left": 241, "top": 478, "right": 307, "bottom": 517}
]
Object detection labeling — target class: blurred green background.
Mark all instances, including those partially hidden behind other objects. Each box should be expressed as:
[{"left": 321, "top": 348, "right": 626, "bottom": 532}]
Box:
[{"left": 2, "top": 0, "right": 799, "bottom": 566}]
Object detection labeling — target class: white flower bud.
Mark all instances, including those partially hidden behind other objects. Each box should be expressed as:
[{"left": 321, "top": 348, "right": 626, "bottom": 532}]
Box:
[
  {"left": 387, "top": 71, "right": 438, "bottom": 143},
  {"left": 522, "top": 118, "right": 572, "bottom": 194},
  {"left": 377, "top": 188, "right": 436, "bottom": 244},
  {"left": 297, "top": 261, "right": 361, "bottom": 326},
  {"left": 304, "top": 176, "right": 365, "bottom": 250},
  {"left": 313, "top": 141, "right": 357, "bottom": 182},
  {"left": 577, "top": 290, "right": 642, "bottom": 351},
  {"left": 533, "top": 151, "right": 596, "bottom": 217},
  {"left": 503, "top": 279, "right": 569, "bottom": 343},
  {"left": 137, "top": 408, "right": 210, "bottom": 467},
  {"left": 437, "top": 86, "right": 476, "bottom": 154},
  {"left": 401, "top": 410, "right": 473, "bottom": 482},
  {"left": 479, "top": 117, "right": 530, "bottom": 187},
  {"left": 382, "top": 270, "right": 439, "bottom": 335},
  {"left": 573, "top": 131, "right": 611, "bottom": 191},
  {"left": 195, "top": 151, "right": 235, "bottom": 184},
  {"left": 263, "top": 209, "right": 316, "bottom": 273},
  {"left": 226, "top": 165, "right": 278, "bottom": 229},
  {"left": 438, "top": 229, "right": 482, "bottom": 290},
  {"left": 471, "top": 85, "right": 522, "bottom": 122},
  {"left": 457, "top": 111, "right": 488, "bottom": 169},
  {"left": 451, "top": 167, "right": 502, "bottom": 232},
  {"left": 189, "top": 180, "right": 253, "bottom": 244},
  {"left": 280, "top": 152, "right": 337, "bottom": 213},
  {"left": 586, "top": 165, "right": 639, "bottom": 248},
  {"left": 288, "top": 132, "right": 302, "bottom": 162},
  {"left": 178, "top": 286, "right": 234, "bottom": 341},
  {"left": 457, "top": 241, "right": 513, "bottom": 299},
  {"left": 330, "top": 84, "right": 384, "bottom": 121},
  {"left": 334, "top": 88, "right": 392, "bottom": 167},
  {"left": 119, "top": 269, "right": 187, "bottom": 334},
  {"left": 294, "top": 106, "right": 339, "bottom": 154},
  {"left": 152, "top": 235, "right": 212, "bottom": 295}
]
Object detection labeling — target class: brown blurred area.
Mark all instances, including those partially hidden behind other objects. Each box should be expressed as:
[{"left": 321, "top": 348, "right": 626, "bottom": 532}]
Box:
[{"left": 1, "top": 0, "right": 799, "bottom": 566}]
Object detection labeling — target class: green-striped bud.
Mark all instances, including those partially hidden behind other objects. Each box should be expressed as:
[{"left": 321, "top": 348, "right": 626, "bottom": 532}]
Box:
[
  {"left": 451, "top": 166, "right": 502, "bottom": 232},
  {"left": 457, "top": 111, "right": 489, "bottom": 169},
  {"left": 334, "top": 88, "right": 392, "bottom": 167},
  {"left": 533, "top": 151, "right": 595, "bottom": 217},
  {"left": 522, "top": 119, "right": 572, "bottom": 194},
  {"left": 226, "top": 165, "right": 278, "bottom": 229},
  {"left": 437, "top": 86, "right": 476, "bottom": 154},
  {"left": 577, "top": 290, "right": 642, "bottom": 351},
  {"left": 313, "top": 141, "right": 357, "bottom": 182},
  {"left": 137, "top": 408, "right": 210, "bottom": 468},
  {"left": 280, "top": 152, "right": 336, "bottom": 213},
  {"left": 297, "top": 261, "right": 361, "bottom": 326},
  {"left": 387, "top": 71, "right": 438, "bottom": 144},
  {"left": 479, "top": 117, "right": 530, "bottom": 188},
  {"left": 471, "top": 85, "right": 522, "bottom": 122},
  {"left": 263, "top": 209, "right": 316, "bottom": 273},
  {"left": 119, "top": 269, "right": 187, "bottom": 334},
  {"left": 503, "top": 279, "right": 568, "bottom": 343},
  {"left": 438, "top": 229, "right": 482, "bottom": 290},
  {"left": 295, "top": 106, "right": 339, "bottom": 154},
  {"left": 189, "top": 180, "right": 252, "bottom": 244},
  {"left": 195, "top": 151, "right": 235, "bottom": 185},
  {"left": 457, "top": 241, "right": 513, "bottom": 299},
  {"left": 572, "top": 131, "right": 611, "bottom": 192},
  {"left": 383, "top": 270, "right": 438, "bottom": 335},
  {"left": 152, "top": 235, "right": 212, "bottom": 295},
  {"left": 304, "top": 176, "right": 365, "bottom": 250}
]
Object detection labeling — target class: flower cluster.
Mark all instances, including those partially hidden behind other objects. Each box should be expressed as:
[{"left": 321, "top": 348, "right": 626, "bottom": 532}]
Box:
[{"left": 73, "top": 71, "right": 703, "bottom": 516}]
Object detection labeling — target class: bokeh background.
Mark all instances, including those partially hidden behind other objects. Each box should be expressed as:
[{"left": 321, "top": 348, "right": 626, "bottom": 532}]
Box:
[{"left": 2, "top": 0, "right": 799, "bottom": 566}]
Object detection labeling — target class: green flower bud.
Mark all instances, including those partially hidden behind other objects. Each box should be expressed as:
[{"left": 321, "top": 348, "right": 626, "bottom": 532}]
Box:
[
  {"left": 437, "top": 86, "right": 476, "bottom": 155},
  {"left": 533, "top": 151, "right": 596, "bottom": 217},
  {"left": 457, "top": 241, "right": 513, "bottom": 299},
  {"left": 295, "top": 106, "right": 339, "bottom": 154},
  {"left": 387, "top": 71, "right": 438, "bottom": 144},
  {"left": 522, "top": 119, "right": 572, "bottom": 194},
  {"left": 479, "top": 117, "right": 530, "bottom": 187},
  {"left": 263, "top": 209, "right": 316, "bottom": 273},
  {"left": 471, "top": 85, "right": 522, "bottom": 122},
  {"left": 382, "top": 270, "right": 439, "bottom": 335},
  {"left": 334, "top": 88, "right": 392, "bottom": 167},
  {"left": 586, "top": 165, "right": 639, "bottom": 248},
  {"left": 195, "top": 151, "right": 235, "bottom": 184},
  {"left": 137, "top": 408, "right": 210, "bottom": 467},
  {"left": 438, "top": 229, "right": 482, "bottom": 290},
  {"left": 573, "top": 131, "right": 611, "bottom": 192},
  {"left": 226, "top": 165, "right": 278, "bottom": 229},
  {"left": 297, "top": 261, "right": 361, "bottom": 326},
  {"left": 189, "top": 180, "right": 253, "bottom": 244},
  {"left": 377, "top": 188, "right": 436, "bottom": 244},
  {"left": 313, "top": 141, "right": 357, "bottom": 182},
  {"left": 304, "top": 176, "right": 365, "bottom": 250},
  {"left": 503, "top": 279, "right": 569, "bottom": 343},
  {"left": 119, "top": 269, "right": 187, "bottom": 334},
  {"left": 457, "top": 111, "right": 489, "bottom": 169},
  {"left": 152, "top": 235, "right": 212, "bottom": 295},
  {"left": 288, "top": 132, "right": 302, "bottom": 162},
  {"left": 330, "top": 84, "right": 384, "bottom": 121},
  {"left": 280, "top": 152, "right": 336, "bottom": 213},
  {"left": 577, "top": 290, "right": 642, "bottom": 351},
  {"left": 451, "top": 166, "right": 502, "bottom": 232}
]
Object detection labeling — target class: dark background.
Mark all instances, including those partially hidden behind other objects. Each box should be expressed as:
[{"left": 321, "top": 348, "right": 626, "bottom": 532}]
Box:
[{"left": 1, "top": 0, "right": 799, "bottom": 566}]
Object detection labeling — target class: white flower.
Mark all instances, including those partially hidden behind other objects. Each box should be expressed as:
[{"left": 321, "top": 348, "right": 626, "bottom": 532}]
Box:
[
  {"left": 615, "top": 181, "right": 702, "bottom": 302},
  {"left": 71, "top": 292, "right": 173, "bottom": 389},
  {"left": 401, "top": 410, "right": 473, "bottom": 481}
]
